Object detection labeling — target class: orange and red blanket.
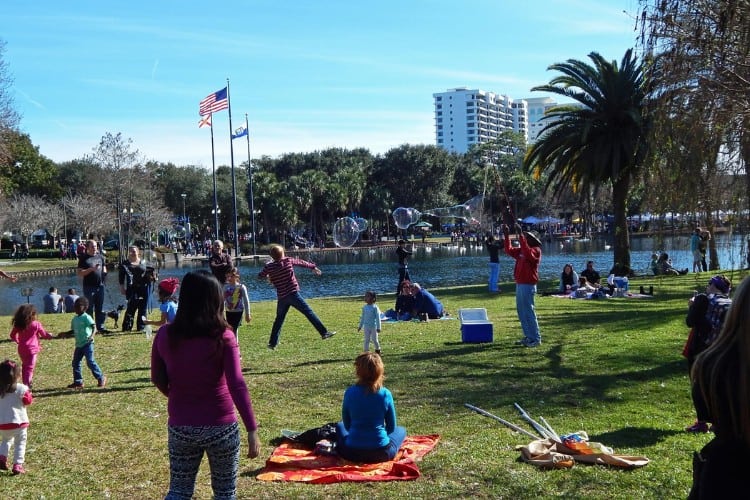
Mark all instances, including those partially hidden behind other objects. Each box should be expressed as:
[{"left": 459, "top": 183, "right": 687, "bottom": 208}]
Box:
[{"left": 257, "top": 434, "right": 440, "bottom": 483}]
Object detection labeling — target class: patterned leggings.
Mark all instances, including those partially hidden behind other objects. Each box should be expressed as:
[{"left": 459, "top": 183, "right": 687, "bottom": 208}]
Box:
[{"left": 166, "top": 423, "right": 240, "bottom": 500}]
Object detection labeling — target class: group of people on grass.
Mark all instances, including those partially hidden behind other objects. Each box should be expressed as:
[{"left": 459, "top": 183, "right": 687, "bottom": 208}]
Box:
[
  {"left": 2, "top": 239, "right": 404, "bottom": 497},
  {"left": 557, "top": 260, "right": 632, "bottom": 297},
  {"left": 3, "top": 227, "right": 747, "bottom": 495}
]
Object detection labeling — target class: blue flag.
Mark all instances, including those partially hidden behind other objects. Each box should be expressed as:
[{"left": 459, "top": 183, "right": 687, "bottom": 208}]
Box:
[{"left": 231, "top": 125, "right": 248, "bottom": 140}]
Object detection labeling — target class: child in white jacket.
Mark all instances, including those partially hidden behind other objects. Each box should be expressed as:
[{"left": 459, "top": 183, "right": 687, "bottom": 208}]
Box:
[{"left": 358, "top": 291, "right": 382, "bottom": 355}]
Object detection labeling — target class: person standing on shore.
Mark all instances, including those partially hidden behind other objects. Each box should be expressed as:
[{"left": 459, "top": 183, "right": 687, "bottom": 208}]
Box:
[
  {"left": 691, "top": 228, "right": 703, "bottom": 273},
  {"left": 395, "top": 239, "right": 413, "bottom": 293},
  {"left": 209, "top": 240, "right": 234, "bottom": 285},
  {"left": 503, "top": 223, "right": 542, "bottom": 348},
  {"left": 77, "top": 239, "right": 109, "bottom": 334},
  {"left": 699, "top": 230, "right": 711, "bottom": 272},
  {"left": 485, "top": 233, "right": 502, "bottom": 293},
  {"left": 119, "top": 246, "right": 149, "bottom": 332}
]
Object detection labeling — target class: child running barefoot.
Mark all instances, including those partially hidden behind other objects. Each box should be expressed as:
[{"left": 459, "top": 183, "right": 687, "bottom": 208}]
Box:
[
  {"left": 9, "top": 305, "right": 54, "bottom": 389},
  {"left": 0, "top": 359, "right": 32, "bottom": 474},
  {"left": 68, "top": 297, "right": 106, "bottom": 389},
  {"left": 143, "top": 278, "right": 179, "bottom": 328},
  {"left": 358, "top": 291, "right": 382, "bottom": 355},
  {"left": 224, "top": 269, "right": 251, "bottom": 338}
]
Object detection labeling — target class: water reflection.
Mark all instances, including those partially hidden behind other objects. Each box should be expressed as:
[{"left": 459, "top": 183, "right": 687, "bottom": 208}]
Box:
[{"left": 1, "top": 234, "right": 746, "bottom": 315}]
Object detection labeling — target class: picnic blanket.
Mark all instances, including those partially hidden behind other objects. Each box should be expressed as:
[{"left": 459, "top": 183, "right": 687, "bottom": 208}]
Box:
[
  {"left": 550, "top": 292, "right": 653, "bottom": 300},
  {"left": 257, "top": 434, "right": 440, "bottom": 483},
  {"left": 516, "top": 434, "right": 650, "bottom": 469}
]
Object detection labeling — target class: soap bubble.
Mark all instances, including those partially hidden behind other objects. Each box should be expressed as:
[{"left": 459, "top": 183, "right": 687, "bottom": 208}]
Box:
[
  {"left": 332, "top": 217, "right": 360, "bottom": 247},
  {"left": 392, "top": 207, "right": 421, "bottom": 229},
  {"left": 422, "top": 195, "right": 484, "bottom": 223},
  {"left": 354, "top": 217, "right": 368, "bottom": 232}
]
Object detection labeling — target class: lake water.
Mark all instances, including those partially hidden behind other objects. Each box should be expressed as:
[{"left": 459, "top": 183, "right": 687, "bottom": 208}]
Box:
[{"left": 2, "top": 233, "right": 747, "bottom": 315}]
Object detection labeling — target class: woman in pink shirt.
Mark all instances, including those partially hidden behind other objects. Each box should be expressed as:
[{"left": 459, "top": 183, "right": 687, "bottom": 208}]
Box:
[
  {"left": 9, "top": 305, "right": 53, "bottom": 389},
  {"left": 151, "top": 270, "right": 260, "bottom": 499}
]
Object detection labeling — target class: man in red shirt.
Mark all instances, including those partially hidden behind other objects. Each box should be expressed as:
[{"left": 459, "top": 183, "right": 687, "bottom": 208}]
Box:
[{"left": 503, "top": 224, "right": 542, "bottom": 347}]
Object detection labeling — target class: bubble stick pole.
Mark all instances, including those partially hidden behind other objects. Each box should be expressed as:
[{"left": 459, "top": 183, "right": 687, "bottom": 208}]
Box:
[
  {"left": 498, "top": 179, "right": 515, "bottom": 226},
  {"left": 513, "top": 403, "right": 552, "bottom": 439},
  {"left": 464, "top": 404, "right": 539, "bottom": 439}
]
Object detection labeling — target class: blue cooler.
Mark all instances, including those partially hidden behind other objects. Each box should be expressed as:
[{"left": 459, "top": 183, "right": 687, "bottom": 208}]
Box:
[
  {"left": 458, "top": 308, "right": 493, "bottom": 343},
  {"left": 613, "top": 277, "right": 629, "bottom": 291}
]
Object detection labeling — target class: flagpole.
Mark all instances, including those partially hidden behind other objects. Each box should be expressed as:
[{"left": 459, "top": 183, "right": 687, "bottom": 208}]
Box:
[
  {"left": 244, "top": 113, "right": 257, "bottom": 257},
  {"left": 226, "top": 78, "right": 240, "bottom": 259},
  {"left": 210, "top": 116, "right": 219, "bottom": 239}
]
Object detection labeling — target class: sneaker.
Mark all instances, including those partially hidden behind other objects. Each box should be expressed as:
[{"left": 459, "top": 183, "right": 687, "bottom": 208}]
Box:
[
  {"left": 11, "top": 463, "right": 25, "bottom": 475},
  {"left": 524, "top": 340, "right": 541, "bottom": 348},
  {"left": 98, "top": 376, "right": 107, "bottom": 388},
  {"left": 67, "top": 382, "right": 84, "bottom": 389},
  {"left": 686, "top": 420, "right": 709, "bottom": 433},
  {"left": 375, "top": 349, "right": 382, "bottom": 356},
  {"left": 99, "top": 328, "right": 112, "bottom": 335},
  {"left": 321, "top": 331, "right": 336, "bottom": 340},
  {"left": 515, "top": 338, "right": 529, "bottom": 345},
  {"left": 0, "top": 455, "right": 7, "bottom": 470},
  {"left": 267, "top": 344, "right": 277, "bottom": 351}
]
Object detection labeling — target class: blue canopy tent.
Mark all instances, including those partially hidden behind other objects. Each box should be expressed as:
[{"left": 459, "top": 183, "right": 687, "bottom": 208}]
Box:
[{"left": 521, "top": 216, "right": 542, "bottom": 224}]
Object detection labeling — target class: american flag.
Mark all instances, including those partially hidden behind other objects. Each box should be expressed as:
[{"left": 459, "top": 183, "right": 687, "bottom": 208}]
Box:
[
  {"left": 198, "top": 114, "right": 212, "bottom": 128},
  {"left": 199, "top": 87, "right": 228, "bottom": 116}
]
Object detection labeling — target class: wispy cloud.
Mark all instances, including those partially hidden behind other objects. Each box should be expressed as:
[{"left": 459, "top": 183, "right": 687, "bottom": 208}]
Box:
[
  {"left": 151, "top": 59, "right": 159, "bottom": 79},
  {"left": 17, "top": 90, "right": 46, "bottom": 110}
]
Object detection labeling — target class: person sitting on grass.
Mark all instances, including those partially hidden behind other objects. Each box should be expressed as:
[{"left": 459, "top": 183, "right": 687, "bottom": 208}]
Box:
[
  {"left": 410, "top": 283, "right": 444, "bottom": 321},
  {"left": 335, "top": 352, "right": 406, "bottom": 463},
  {"left": 657, "top": 252, "right": 688, "bottom": 275},
  {"left": 577, "top": 276, "right": 598, "bottom": 293},
  {"left": 559, "top": 264, "right": 579, "bottom": 294}
]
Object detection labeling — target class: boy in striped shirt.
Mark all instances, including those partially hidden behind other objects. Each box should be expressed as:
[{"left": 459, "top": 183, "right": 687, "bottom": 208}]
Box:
[{"left": 258, "top": 244, "right": 335, "bottom": 350}]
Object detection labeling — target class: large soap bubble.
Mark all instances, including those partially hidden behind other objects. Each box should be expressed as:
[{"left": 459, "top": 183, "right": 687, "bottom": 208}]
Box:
[
  {"left": 332, "top": 217, "right": 361, "bottom": 247},
  {"left": 392, "top": 207, "right": 421, "bottom": 229},
  {"left": 422, "top": 195, "right": 484, "bottom": 223},
  {"left": 354, "top": 217, "right": 368, "bottom": 233}
]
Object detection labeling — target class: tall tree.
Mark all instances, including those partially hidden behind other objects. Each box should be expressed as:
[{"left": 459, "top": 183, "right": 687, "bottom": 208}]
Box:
[
  {"left": 373, "top": 144, "right": 459, "bottom": 211},
  {"left": 0, "top": 131, "right": 61, "bottom": 199},
  {"left": 638, "top": 0, "right": 750, "bottom": 247},
  {"left": 91, "top": 132, "right": 142, "bottom": 251},
  {"left": 524, "top": 50, "right": 652, "bottom": 273},
  {"left": 0, "top": 40, "right": 20, "bottom": 167}
]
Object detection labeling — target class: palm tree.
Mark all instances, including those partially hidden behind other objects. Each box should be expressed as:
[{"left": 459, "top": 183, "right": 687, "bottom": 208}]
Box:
[{"left": 524, "top": 49, "right": 651, "bottom": 273}]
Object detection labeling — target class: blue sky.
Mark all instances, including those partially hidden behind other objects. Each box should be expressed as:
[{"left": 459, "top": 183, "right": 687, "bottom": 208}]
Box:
[{"left": 2, "top": 0, "right": 640, "bottom": 168}]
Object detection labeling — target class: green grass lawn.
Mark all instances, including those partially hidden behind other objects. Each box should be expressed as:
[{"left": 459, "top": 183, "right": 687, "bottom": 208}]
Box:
[{"left": 0, "top": 270, "right": 744, "bottom": 498}]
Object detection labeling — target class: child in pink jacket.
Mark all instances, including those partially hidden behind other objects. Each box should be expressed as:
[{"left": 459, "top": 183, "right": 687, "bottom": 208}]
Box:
[{"left": 10, "top": 305, "right": 53, "bottom": 389}]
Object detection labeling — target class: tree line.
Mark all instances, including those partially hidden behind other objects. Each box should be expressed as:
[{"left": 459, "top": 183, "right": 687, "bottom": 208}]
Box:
[{"left": 1, "top": 1, "right": 748, "bottom": 271}]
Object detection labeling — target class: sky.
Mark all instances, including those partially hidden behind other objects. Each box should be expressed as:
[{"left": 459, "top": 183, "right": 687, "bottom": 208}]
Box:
[{"left": 1, "top": 0, "right": 641, "bottom": 169}]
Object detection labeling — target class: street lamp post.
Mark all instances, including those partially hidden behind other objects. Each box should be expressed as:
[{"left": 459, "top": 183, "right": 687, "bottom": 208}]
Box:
[
  {"left": 212, "top": 208, "right": 221, "bottom": 239},
  {"left": 181, "top": 193, "right": 186, "bottom": 223},
  {"left": 181, "top": 193, "right": 187, "bottom": 239},
  {"left": 122, "top": 208, "right": 133, "bottom": 249}
]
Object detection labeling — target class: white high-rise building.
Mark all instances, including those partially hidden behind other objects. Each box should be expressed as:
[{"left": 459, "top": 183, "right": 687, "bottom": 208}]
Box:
[
  {"left": 523, "top": 96, "right": 558, "bottom": 143},
  {"left": 433, "top": 88, "right": 561, "bottom": 153},
  {"left": 433, "top": 87, "right": 529, "bottom": 154}
]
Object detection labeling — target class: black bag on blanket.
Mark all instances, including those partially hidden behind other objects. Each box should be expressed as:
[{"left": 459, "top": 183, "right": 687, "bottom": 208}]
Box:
[{"left": 285, "top": 422, "right": 338, "bottom": 447}]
